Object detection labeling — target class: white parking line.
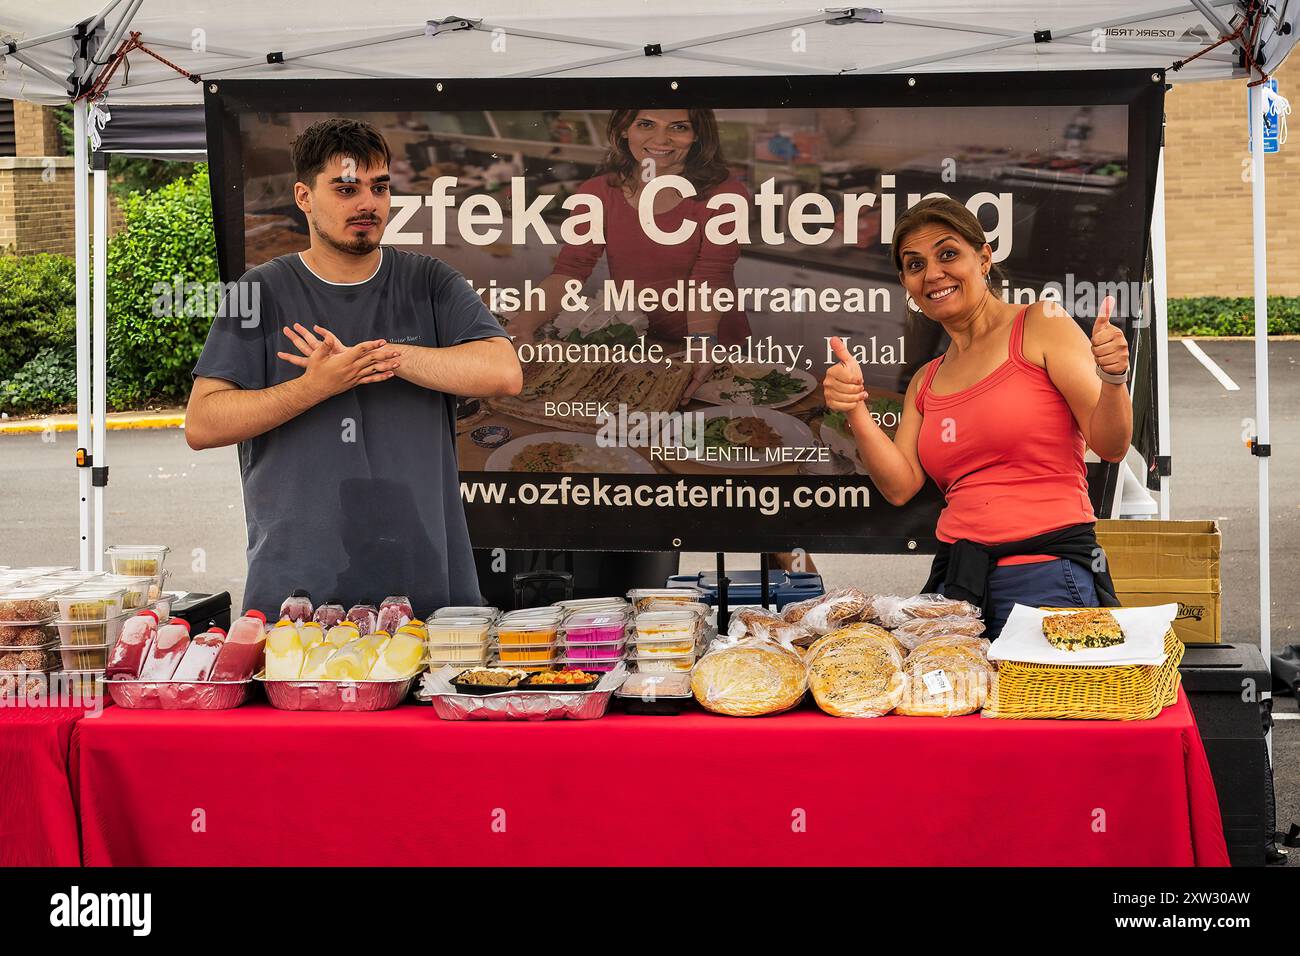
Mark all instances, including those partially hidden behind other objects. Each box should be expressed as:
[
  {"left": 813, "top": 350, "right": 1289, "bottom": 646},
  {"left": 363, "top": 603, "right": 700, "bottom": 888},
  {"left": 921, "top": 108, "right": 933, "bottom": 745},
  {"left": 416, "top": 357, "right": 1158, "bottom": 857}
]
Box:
[
  {"left": 1182, "top": 339, "right": 1241, "bottom": 391},
  {"left": 1273, "top": 713, "right": 1300, "bottom": 722}
]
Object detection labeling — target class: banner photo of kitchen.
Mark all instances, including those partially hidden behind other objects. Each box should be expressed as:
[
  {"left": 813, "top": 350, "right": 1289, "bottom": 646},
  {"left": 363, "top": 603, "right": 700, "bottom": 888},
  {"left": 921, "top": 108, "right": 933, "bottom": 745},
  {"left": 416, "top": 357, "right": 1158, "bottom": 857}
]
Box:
[{"left": 207, "top": 75, "right": 1162, "bottom": 552}]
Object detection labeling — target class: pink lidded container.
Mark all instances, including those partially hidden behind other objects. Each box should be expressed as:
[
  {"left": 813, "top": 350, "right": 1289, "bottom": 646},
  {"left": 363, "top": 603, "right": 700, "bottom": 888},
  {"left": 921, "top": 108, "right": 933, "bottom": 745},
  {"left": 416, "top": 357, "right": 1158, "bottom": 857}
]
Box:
[
  {"left": 562, "top": 610, "right": 627, "bottom": 645},
  {"left": 563, "top": 639, "right": 626, "bottom": 661}
]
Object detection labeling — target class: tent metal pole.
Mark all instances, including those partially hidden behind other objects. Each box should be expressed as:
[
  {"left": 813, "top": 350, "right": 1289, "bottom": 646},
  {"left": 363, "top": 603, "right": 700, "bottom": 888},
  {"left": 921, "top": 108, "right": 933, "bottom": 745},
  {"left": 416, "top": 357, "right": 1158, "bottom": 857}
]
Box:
[
  {"left": 143, "top": 36, "right": 406, "bottom": 79},
  {"left": 85, "top": 0, "right": 131, "bottom": 36},
  {"left": 1248, "top": 82, "right": 1273, "bottom": 747},
  {"left": 92, "top": 153, "right": 109, "bottom": 573},
  {"left": 885, "top": 11, "right": 1237, "bottom": 64},
  {"left": 862, "top": 2, "right": 1231, "bottom": 73},
  {"left": 1151, "top": 145, "right": 1173, "bottom": 519},
  {"left": 2, "top": 27, "right": 79, "bottom": 54},
  {"left": 8, "top": 52, "right": 69, "bottom": 88},
  {"left": 73, "top": 101, "right": 92, "bottom": 572},
  {"left": 85, "top": 0, "right": 145, "bottom": 75}
]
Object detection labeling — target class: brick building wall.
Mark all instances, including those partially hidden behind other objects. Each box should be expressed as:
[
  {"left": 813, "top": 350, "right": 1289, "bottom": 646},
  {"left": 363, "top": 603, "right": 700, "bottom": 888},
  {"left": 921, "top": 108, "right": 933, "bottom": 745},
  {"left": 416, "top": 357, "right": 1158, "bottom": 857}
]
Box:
[
  {"left": 1164, "top": 57, "right": 1300, "bottom": 297},
  {"left": 1, "top": 103, "right": 124, "bottom": 257}
]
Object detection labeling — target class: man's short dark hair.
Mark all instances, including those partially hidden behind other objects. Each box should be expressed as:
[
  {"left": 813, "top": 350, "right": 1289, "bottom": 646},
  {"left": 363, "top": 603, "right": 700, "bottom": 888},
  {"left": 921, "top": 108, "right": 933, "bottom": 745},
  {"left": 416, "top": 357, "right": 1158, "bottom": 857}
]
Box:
[{"left": 291, "top": 118, "right": 391, "bottom": 187}]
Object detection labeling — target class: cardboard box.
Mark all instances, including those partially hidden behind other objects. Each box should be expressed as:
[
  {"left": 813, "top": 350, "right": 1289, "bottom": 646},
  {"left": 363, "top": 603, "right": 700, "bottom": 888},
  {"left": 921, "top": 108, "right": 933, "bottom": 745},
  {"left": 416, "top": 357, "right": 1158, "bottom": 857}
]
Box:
[{"left": 1094, "top": 519, "right": 1222, "bottom": 643}]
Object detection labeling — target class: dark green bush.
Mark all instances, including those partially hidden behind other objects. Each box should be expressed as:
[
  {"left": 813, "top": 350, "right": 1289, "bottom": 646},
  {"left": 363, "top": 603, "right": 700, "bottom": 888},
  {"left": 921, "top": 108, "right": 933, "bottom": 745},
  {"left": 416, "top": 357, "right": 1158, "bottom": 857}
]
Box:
[
  {"left": 0, "top": 346, "right": 76, "bottom": 413},
  {"left": 105, "top": 164, "right": 217, "bottom": 407},
  {"left": 0, "top": 254, "right": 76, "bottom": 381},
  {"left": 1166, "top": 296, "right": 1300, "bottom": 335}
]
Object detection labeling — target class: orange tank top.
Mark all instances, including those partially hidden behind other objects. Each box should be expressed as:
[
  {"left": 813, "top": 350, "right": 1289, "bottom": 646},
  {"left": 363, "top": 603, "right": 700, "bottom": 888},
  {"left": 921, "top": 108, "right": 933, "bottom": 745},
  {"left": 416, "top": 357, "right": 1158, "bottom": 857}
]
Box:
[{"left": 914, "top": 306, "right": 1095, "bottom": 566}]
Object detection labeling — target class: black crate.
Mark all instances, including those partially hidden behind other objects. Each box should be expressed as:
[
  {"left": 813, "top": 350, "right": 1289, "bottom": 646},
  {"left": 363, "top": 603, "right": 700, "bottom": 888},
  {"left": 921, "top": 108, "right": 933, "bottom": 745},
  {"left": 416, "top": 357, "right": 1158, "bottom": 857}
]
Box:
[{"left": 1178, "top": 642, "right": 1270, "bottom": 867}]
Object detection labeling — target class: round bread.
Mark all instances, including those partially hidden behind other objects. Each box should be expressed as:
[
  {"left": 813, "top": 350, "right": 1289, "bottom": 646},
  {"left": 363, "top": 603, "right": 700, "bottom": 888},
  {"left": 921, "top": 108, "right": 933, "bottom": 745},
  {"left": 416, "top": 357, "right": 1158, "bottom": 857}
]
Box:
[
  {"left": 691, "top": 643, "right": 807, "bottom": 717},
  {"left": 891, "top": 615, "right": 986, "bottom": 651},
  {"left": 896, "top": 650, "right": 993, "bottom": 717},
  {"left": 807, "top": 633, "right": 904, "bottom": 718}
]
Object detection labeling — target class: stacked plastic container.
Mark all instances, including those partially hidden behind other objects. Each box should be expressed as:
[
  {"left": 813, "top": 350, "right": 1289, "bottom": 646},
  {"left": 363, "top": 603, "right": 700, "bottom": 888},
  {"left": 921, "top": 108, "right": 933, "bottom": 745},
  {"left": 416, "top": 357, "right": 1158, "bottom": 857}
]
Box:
[
  {"left": 627, "top": 587, "right": 711, "bottom": 675},
  {"left": 425, "top": 615, "right": 495, "bottom": 668},
  {"left": 495, "top": 607, "right": 564, "bottom": 670},
  {"left": 0, "top": 584, "right": 62, "bottom": 696},
  {"left": 558, "top": 604, "right": 630, "bottom": 673}
]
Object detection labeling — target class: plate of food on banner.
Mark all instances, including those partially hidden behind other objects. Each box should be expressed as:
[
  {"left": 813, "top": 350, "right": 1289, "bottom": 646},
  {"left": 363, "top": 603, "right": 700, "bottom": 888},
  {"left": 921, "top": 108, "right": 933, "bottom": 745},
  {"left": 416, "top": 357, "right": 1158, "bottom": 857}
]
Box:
[
  {"left": 816, "top": 394, "right": 904, "bottom": 474},
  {"left": 486, "top": 430, "right": 657, "bottom": 475},
  {"left": 664, "top": 404, "right": 817, "bottom": 473}
]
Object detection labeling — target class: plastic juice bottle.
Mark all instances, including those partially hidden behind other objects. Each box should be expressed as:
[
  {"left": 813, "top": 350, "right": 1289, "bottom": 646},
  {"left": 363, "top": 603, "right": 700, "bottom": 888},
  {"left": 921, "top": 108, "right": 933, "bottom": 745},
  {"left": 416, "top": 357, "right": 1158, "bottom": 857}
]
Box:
[
  {"left": 299, "top": 621, "right": 324, "bottom": 648},
  {"left": 209, "top": 609, "right": 268, "bottom": 681},
  {"left": 299, "top": 643, "right": 334, "bottom": 679},
  {"left": 324, "top": 642, "right": 369, "bottom": 680},
  {"left": 278, "top": 589, "right": 314, "bottom": 624},
  {"left": 312, "top": 603, "right": 345, "bottom": 629},
  {"left": 138, "top": 618, "right": 193, "bottom": 680},
  {"left": 345, "top": 604, "right": 378, "bottom": 636},
  {"left": 105, "top": 609, "right": 160, "bottom": 679},
  {"left": 343, "top": 635, "right": 380, "bottom": 674},
  {"left": 369, "top": 631, "right": 425, "bottom": 680},
  {"left": 396, "top": 620, "right": 428, "bottom": 641},
  {"left": 362, "top": 631, "right": 390, "bottom": 659},
  {"left": 377, "top": 596, "right": 414, "bottom": 635},
  {"left": 171, "top": 627, "right": 227, "bottom": 681},
  {"left": 325, "top": 621, "right": 360, "bottom": 647},
  {"left": 265, "top": 620, "right": 305, "bottom": 680}
]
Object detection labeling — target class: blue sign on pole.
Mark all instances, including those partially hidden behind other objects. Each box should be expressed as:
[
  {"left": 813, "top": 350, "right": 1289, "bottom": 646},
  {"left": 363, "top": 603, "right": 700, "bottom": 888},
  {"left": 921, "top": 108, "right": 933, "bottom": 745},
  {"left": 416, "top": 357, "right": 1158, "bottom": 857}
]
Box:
[{"left": 1248, "top": 79, "right": 1281, "bottom": 154}]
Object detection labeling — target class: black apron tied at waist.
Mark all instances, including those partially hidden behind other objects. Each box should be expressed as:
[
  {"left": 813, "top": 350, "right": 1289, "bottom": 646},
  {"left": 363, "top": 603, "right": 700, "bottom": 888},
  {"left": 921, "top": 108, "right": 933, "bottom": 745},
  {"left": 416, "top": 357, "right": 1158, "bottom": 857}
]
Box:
[{"left": 921, "top": 521, "right": 1121, "bottom": 622}]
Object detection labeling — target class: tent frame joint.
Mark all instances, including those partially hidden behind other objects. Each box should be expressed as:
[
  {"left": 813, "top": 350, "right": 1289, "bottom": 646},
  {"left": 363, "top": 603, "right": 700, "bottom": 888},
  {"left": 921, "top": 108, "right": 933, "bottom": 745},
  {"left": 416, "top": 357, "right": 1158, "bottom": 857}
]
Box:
[
  {"left": 1249, "top": 440, "right": 1271, "bottom": 458},
  {"left": 644, "top": 43, "right": 663, "bottom": 57},
  {"left": 1034, "top": 29, "right": 1053, "bottom": 43},
  {"left": 425, "top": 17, "right": 475, "bottom": 37},
  {"left": 91, "top": 466, "right": 109, "bottom": 488},
  {"left": 826, "top": 8, "right": 884, "bottom": 26}
]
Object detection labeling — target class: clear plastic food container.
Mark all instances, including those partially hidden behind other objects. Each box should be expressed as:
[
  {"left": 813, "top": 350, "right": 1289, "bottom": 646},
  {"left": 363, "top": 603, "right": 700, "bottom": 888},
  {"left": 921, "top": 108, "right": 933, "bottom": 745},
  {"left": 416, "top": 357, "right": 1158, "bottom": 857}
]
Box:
[
  {"left": 562, "top": 639, "right": 627, "bottom": 660},
  {"left": 104, "top": 545, "right": 170, "bottom": 577},
  {"left": 58, "top": 643, "right": 111, "bottom": 670},
  {"left": 424, "top": 617, "right": 492, "bottom": 646},
  {"left": 556, "top": 654, "right": 623, "bottom": 673},
  {"left": 0, "top": 622, "right": 58, "bottom": 646},
  {"left": 497, "top": 620, "right": 560, "bottom": 646},
  {"left": 555, "top": 597, "right": 629, "bottom": 614},
  {"left": 55, "top": 587, "right": 126, "bottom": 622},
  {"left": 563, "top": 610, "right": 628, "bottom": 644},
  {"left": 631, "top": 651, "right": 695, "bottom": 673},
  {"left": 428, "top": 647, "right": 491, "bottom": 668},
  {"left": 638, "top": 599, "right": 712, "bottom": 621},
  {"left": 628, "top": 586, "right": 705, "bottom": 610},
  {"left": 0, "top": 646, "right": 60, "bottom": 672},
  {"left": 621, "top": 671, "right": 693, "bottom": 697},
  {"left": 425, "top": 641, "right": 490, "bottom": 663},
  {"left": 100, "top": 573, "right": 166, "bottom": 610},
  {"left": 496, "top": 642, "right": 561, "bottom": 664},
  {"left": 434, "top": 605, "right": 500, "bottom": 621},
  {"left": 631, "top": 636, "right": 696, "bottom": 656},
  {"left": 0, "top": 586, "right": 62, "bottom": 624},
  {"left": 635, "top": 609, "right": 697, "bottom": 641},
  {"left": 499, "top": 610, "right": 564, "bottom": 627},
  {"left": 56, "top": 613, "right": 130, "bottom": 648}
]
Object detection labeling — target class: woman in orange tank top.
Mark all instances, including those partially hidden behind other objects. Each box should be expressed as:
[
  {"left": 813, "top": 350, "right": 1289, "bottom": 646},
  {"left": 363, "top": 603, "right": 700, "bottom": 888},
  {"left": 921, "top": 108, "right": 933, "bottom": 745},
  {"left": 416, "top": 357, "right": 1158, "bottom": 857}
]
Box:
[{"left": 821, "top": 198, "right": 1133, "bottom": 639}]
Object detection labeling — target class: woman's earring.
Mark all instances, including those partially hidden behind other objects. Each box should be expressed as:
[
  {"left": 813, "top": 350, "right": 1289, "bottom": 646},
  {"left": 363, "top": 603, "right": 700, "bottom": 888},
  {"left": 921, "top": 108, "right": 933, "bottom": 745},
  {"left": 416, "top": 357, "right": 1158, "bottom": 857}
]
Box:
[{"left": 906, "top": 294, "right": 921, "bottom": 312}]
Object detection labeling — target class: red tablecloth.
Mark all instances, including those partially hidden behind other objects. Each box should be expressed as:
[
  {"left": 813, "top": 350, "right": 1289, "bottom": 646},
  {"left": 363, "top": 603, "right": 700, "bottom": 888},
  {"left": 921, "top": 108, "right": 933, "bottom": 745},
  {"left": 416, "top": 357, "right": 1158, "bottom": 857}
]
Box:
[
  {"left": 71, "top": 689, "right": 1228, "bottom": 867},
  {"left": 0, "top": 704, "right": 90, "bottom": 867}
]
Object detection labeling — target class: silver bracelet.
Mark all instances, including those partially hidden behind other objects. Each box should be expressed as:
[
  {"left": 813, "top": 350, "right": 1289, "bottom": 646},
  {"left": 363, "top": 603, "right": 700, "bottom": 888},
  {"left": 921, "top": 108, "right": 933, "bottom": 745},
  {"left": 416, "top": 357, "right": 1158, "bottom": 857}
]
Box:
[{"left": 1096, "top": 364, "right": 1129, "bottom": 385}]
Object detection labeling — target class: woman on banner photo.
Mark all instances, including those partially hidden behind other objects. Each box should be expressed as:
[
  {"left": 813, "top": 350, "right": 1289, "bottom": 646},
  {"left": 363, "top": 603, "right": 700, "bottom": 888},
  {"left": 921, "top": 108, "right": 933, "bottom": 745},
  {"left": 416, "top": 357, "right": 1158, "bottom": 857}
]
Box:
[
  {"left": 821, "top": 197, "right": 1131, "bottom": 640},
  {"left": 507, "top": 107, "right": 752, "bottom": 403}
]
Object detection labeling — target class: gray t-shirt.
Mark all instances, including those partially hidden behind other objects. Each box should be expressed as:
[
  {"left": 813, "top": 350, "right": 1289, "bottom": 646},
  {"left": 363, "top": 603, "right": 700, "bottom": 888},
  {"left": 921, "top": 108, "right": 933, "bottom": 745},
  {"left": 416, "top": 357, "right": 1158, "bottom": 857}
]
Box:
[{"left": 193, "top": 248, "right": 507, "bottom": 618}]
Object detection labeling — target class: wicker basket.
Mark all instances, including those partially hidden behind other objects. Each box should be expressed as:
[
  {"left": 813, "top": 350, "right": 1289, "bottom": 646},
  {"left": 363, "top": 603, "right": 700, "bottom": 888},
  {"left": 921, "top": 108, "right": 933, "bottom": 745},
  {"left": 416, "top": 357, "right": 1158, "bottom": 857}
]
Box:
[{"left": 983, "top": 608, "right": 1183, "bottom": 720}]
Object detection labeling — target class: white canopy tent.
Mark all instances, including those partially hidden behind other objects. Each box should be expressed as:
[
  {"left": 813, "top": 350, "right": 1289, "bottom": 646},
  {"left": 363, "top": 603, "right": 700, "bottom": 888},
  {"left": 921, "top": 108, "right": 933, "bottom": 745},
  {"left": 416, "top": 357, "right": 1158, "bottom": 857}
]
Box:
[{"left": 0, "top": 2, "right": 1294, "bottom": 676}]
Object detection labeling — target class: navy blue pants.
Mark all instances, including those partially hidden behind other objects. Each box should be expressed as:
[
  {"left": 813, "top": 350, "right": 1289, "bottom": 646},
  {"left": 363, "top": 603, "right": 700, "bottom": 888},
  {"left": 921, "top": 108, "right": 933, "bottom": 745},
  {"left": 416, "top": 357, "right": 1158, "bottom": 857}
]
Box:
[{"left": 939, "top": 557, "right": 1099, "bottom": 641}]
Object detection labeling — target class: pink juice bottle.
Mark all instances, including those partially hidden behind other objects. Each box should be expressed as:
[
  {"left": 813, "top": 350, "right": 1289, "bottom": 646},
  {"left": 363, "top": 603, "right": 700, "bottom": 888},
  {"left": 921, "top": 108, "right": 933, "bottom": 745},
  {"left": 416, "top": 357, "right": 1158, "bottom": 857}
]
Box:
[
  {"left": 170, "top": 627, "right": 227, "bottom": 682},
  {"left": 312, "top": 603, "right": 345, "bottom": 629},
  {"left": 138, "top": 618, "right": 193, "bottom": 680},
  {"left": 279, "top": 589, "right": 314, "bottom": 624},
  {"left": 209, "top": 610, "right": 268, "bottom": 681},
  {"left": 106, "top": 609, "right": 160, "bottom": 680},
  {"left": 377, "top": 595, "right": 413, "bottom": 635},
  {"left": 345, "top": 604, "right": 378, "bottom": 637}
]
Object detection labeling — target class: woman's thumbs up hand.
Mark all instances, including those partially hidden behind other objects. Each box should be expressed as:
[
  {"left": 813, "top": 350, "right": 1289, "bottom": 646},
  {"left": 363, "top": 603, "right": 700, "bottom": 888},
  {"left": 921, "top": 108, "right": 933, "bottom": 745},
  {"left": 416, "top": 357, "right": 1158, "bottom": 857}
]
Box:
[
  {"left": 823, "top": 336, "right": 869, "bottom": 413},
  {"left": 1090, "top": 295, "right": 1129, "bottom": 376}
]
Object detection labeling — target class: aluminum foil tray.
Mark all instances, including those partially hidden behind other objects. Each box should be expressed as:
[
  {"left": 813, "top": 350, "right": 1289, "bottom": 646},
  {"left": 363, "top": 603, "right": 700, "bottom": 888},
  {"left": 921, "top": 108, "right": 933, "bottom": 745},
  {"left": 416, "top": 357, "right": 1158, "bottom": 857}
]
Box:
[
  {"left": 418, "top": 664, "right": 627, "bottom": 721},
  {"left": 255, "top": 673, "right": 418, "bottom": 711},
  {"left": 101, "top": 677, "right": 254, "bottom": 710}
]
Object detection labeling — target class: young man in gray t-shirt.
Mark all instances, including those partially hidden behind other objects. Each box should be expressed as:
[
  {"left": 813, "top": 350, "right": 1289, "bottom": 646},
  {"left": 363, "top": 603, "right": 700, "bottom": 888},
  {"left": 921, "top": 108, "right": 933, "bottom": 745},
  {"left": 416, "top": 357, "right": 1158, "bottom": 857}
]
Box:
[{"left": 188, "top": 119, "right": 522, "bottom": 618}]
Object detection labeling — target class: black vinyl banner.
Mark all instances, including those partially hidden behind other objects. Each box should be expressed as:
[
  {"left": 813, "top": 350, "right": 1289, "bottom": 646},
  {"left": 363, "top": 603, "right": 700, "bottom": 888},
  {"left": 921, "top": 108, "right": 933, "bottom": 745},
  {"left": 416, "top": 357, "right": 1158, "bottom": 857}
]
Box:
[{"left": 205, "top": 73, "right": 1163, "bottom": 552}]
